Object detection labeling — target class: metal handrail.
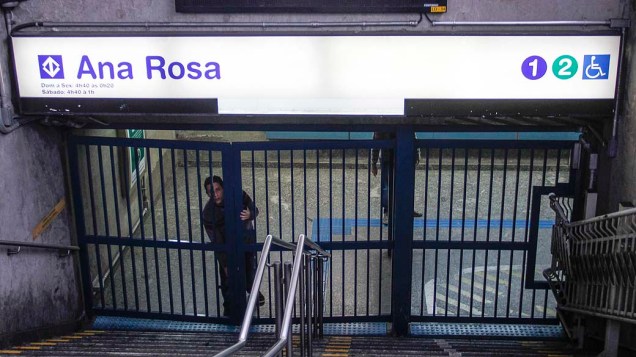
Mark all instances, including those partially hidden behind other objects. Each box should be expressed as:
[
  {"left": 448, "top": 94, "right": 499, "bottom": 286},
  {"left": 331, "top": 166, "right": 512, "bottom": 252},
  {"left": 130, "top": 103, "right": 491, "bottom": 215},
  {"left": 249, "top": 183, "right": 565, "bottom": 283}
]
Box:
[
  {"left": 214, "top": 234, "right": 275, "bottom": 357},
  {"left": 263, "top": 234, "right": 327, "bottom": 357},
  {"left": 0, "top": 239, "right": 79, "bottom": 255}
]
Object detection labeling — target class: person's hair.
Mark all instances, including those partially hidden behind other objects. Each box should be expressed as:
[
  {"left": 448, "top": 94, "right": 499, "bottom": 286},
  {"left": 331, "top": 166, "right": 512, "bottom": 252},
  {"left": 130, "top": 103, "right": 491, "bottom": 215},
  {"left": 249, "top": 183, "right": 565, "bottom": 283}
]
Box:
[{"left": 204, "top": 175, "right": 223, "bottom": 190}]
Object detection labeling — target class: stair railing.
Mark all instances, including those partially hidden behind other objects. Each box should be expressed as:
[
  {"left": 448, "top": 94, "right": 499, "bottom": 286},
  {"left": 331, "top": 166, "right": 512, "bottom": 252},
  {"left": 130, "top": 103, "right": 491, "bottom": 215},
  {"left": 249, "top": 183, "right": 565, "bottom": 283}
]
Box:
[
  {"left": 546, "top": 194, "right": 636, "bottom": 354},
  {"left": 263, "top": 234, "right": 329, "bottom": 357},
  {"left": 214, "top": 234, "right": 277, "bottom": 357}
]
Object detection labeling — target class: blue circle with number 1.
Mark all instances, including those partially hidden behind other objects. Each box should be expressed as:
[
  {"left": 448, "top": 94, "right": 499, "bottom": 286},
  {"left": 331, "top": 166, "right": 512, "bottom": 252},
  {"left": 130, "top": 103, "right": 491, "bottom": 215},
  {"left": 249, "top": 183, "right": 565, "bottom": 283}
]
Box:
[{"left": 521, "top": 56, "right": 547, "bottom": 80}]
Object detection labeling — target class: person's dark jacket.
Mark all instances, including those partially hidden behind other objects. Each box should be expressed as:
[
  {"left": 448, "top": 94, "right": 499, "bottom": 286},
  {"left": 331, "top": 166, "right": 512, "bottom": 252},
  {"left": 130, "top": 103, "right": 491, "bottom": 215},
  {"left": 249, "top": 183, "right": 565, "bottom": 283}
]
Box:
[{"left": 202, "top": 191, "right": 258, "bottom": 267}]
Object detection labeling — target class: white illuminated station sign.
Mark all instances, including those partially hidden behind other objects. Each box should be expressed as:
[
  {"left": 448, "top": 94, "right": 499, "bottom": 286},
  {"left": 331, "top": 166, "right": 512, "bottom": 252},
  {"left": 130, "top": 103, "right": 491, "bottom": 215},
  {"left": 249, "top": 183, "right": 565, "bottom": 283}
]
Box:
[{"left": 12, "top": 35, "right": 620, "bottom": 115}]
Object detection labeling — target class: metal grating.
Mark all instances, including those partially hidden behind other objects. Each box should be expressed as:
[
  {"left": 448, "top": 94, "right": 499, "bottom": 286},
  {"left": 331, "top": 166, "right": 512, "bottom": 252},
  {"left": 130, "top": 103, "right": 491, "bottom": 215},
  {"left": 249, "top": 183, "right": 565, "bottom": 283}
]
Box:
[
  {"left": 92, "top": 316, "right": 239, "bottom": 333},
  {"left": 410, "top": 323, "right": 565, "bottom": 339},
  {"left": 93, "top": 317, "right": 388, "bottom": 336}
]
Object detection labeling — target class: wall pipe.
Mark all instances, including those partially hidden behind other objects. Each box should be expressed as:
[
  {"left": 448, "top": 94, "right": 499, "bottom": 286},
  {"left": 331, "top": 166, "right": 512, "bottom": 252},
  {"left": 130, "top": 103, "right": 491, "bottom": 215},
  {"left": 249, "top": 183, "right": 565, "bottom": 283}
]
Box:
[
  {"left": 11, "top": 17, "right": 422, "bottom": 34},
  {"left": 607, "top": 27, "right": 627, "bottom": 158},
  {"left": 0, "top": 8, "right": 19, "bottom": 134},
  {"left": 430, "top": 20, "right": 611, "bottom": 26}
]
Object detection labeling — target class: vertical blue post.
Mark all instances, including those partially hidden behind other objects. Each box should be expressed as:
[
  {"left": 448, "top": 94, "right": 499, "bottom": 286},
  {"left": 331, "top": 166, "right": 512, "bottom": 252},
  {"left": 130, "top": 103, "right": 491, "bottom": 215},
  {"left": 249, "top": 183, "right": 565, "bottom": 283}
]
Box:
[
  {"left": 391, "top": 127, "right": 415, "bottom": 336},
  {"left": 222, "top": 144, "right": 247, "bottom": 323}
]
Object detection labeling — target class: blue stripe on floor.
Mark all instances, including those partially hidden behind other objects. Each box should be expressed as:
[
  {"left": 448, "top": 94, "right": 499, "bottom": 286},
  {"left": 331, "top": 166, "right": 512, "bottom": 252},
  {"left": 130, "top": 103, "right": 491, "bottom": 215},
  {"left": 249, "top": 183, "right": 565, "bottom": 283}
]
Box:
[
  {"left": 312, "top": 218, "right": 554, "bottom": 242},
  {"left": 410, "top": 322, "right": 564, "bottom": 339}
]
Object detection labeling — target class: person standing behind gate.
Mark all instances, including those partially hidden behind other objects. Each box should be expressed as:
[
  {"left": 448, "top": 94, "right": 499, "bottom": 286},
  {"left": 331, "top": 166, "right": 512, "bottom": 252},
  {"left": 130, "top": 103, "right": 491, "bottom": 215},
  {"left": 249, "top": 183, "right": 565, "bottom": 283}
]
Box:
[
  {"left": 371, "top": 131, "right": 423, "bottom": 226},
  {"left": 202, "top": 175, "right": 264, "bottom": 317}
]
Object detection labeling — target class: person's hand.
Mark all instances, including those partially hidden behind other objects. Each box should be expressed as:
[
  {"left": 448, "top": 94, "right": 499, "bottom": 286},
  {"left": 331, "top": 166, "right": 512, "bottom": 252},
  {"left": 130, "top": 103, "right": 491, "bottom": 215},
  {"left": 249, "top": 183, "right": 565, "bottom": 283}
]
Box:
[
  {"left": 240, "top": 207, "right": 252, "bottom": 221},
  {"left": 371, "top": 163, "right": 378, "bottom": 177}
]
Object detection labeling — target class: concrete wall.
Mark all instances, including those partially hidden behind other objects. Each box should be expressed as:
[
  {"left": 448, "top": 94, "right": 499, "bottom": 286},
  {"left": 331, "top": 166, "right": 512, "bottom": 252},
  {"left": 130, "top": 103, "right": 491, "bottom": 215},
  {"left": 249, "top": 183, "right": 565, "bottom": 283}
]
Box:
[
  {"left": 606, "top": 4, "right": 636, "bottom": 212},
  {"left": 0, "top": 126, "right": 81, "bottom": 345}
]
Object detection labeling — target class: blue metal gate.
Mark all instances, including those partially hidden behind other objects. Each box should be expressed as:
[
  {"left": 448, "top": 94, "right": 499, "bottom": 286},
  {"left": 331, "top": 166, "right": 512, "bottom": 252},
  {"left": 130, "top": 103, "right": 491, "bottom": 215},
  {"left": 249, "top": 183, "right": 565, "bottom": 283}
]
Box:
[{"left": 68, "top": 132, "right": 578, "bottom": 332}]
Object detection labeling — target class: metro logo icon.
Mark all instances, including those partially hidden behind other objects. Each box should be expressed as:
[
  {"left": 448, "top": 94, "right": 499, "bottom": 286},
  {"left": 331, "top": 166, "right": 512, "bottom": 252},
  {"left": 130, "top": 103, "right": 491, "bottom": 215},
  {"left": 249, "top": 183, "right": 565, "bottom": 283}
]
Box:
[{"left": 38, "top": 55, "right": 64, "bottom": 79}]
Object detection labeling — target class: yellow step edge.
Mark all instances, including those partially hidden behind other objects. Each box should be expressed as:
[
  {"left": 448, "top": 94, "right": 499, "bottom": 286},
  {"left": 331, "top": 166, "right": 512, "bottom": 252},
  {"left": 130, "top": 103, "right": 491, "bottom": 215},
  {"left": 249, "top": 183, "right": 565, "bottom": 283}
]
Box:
[
  {"left": 74, "top": 332, "right": 95, "bottom": 336},
  {"left": 60, "top": 336, "right": 83, "bottom": 339},
  {"left": 0, "top": 350, "right": 22, "bottom": 355},
  {"left": 47, "top": 339, "right": 70, "bottom": 342},
  {"left": 322, "top": 354, "right": 349, "bottom": 357},
  {"left": 16, "top": 346, "right": 41, "bottom": 350},
  {"left": 82, "top": 330, "right": 104, "bottom": 333},
  {"left": 325, "top": 348, "right": 350, "bottom": 352},
  {"left": 30, "top": 342, "right": 56, "bottom": 346}
]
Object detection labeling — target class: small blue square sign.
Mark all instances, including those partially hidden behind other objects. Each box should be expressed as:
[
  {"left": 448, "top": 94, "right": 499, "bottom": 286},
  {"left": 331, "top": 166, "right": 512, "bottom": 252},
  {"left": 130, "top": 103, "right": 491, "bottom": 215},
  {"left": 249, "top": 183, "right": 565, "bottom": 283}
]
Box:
[
  {"left": 38, "top": 55, "right": 65, "bottom": 79},
  {"left": 582, "top": 54, "right": 610, "bottom": 80}
]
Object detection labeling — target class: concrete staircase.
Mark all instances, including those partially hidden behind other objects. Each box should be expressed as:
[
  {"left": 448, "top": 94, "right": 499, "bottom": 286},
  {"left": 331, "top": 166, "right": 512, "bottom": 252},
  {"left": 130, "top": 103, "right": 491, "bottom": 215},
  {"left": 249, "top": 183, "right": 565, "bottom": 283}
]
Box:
[{"left": 1, "top": 328, "right": 599, "bottom": 356}]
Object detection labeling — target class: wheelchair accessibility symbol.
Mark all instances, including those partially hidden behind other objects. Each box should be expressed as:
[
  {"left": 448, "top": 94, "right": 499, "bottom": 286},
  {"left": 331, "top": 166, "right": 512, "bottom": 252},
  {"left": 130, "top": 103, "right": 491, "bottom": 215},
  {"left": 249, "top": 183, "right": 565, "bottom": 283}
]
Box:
[{"left": 582, "top": 54, "right": 610, "bottom": 80}]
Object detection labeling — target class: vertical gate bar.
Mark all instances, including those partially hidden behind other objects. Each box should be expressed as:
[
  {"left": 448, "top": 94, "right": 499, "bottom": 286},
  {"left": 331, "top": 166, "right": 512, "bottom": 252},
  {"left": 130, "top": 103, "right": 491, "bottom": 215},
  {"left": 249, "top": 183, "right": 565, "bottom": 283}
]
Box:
[
  {"left": 378, "top": 140, "right": 385, "bottom": 243},
  {"left": 448, "top": 148, "right": 456, "bottom": 242},
  {"left": 284, "top": 262, "right": 293, "bottom": 357},
  {"left": 84, "top": 145, "right": 105, "bottom": 308},
  {"left": 341, "top": 149, "right": 346, "bottom": 315},
  {"left": 195, "top": 149, "right": 208, "bottom": 316},
  {"left": 227, "top": 144, "right": 248, "bottom": 323},
  {"left": 277, "top": 150, "right": 283, "bottom": 241},
  {"left": 159, "top": 149, "right": 174, "bottom": 314},
  {"left": 518, "top": 149, "right": 535, "bottom": 317},
  {"left": 133, "top": 145, "right": 151, "bottom": 313},
  {"left": 147, "top": 147, "right": 162, "bottom": 314},
  {"left": 250, "top": 150, "right": 263, "bottom": 318},
  {"left": 391, "top": 127, "right": 415, "bottom": 336},
  {"left": 423, "top": 146, "right": 430, "bottom": 242},
  {"left": 95, "top": 145, "right": 109, "bottom": 309},
  {"left": 481, "top": 149, "right": 495, "bottom": 317},
  {"left": 99, "top": 146, "right": 117, "bottom": 310},
  {"left": 469, "top": 148, "right": 482, "bottom": 317},
  {"left": 436, "top": 148, "right": 443, "bottom": 242},
  {"left": 366, "top": 148, "right": 371, "bottom": 316},
  {"left": 543, "top": 289, "right": 549, "bottom": 318},
  {"left": 433, "top": 148, "right": 442, "bottom": 316},
  {"left": 457, "top": 148, "right": 468, "bottom": 317},
  {"left": 84, "top": 145, "right": 98, "bottom": 237},
  {"left": 419, "top": 146, "right": 430, "bottom": 315},
  {"left": 86, "top": 145, "right": 105, "bottom": 308},
  {"left": 445, "top": 148, "right": 456, "bottom": 317},
  {"left": 354, "top": 149, "right": 358, "bottom": 316},
  {"left": 299, "top": 252, "right": 306, "bottom": 357},
  {"left": 171, "top": 148, "right": 185, "bottom": 315},
  {"left": 122, "top": 142, "right": 139, "bottom": 311},
  {"left": 111, "top": 146, "right": 128, "bottom": 310},
  {"left": 121, "top": 143, "right": 140, "bottom": 311},
  {"left": 316, "top": 257, "right": 325, "bottom": 338},
  {"left": 291, "top": 150, "right": 296, "bottom": 247},
  {"left": 494, "top": 148, "right": 509, "bottom": 317},
  {"left": 329, "top": 149, "right": 333, "bottom": 245},
  {"left": 303, "top": 149, "right": 308, "bottom": 239},
  {"left": 183, "top": 149, "right": 197, "bottom": 316},
  {"left": 555, "top": 149, "right": 562, "bottom": 183},
  {"left": 314, "top": 255, "right": 319, "bottom": 338},
  {"left": 68, "top": 140, "right": 94, "bottom": 316},
  {"left": 273, "top": 261, "right": 282, "bottom": 340},
  {"left": 305, "top": 255, "right": 313, "bottom": 354},
  {"left": 506, "top": 150, "right": 522, "bottom": 317}
]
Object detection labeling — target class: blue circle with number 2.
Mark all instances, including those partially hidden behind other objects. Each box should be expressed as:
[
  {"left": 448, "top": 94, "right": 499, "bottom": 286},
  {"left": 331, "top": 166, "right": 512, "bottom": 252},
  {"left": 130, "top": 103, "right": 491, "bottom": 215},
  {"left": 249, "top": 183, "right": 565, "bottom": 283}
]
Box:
[{"left": 521, "top": 56, "right": 547, "bottom": 80}]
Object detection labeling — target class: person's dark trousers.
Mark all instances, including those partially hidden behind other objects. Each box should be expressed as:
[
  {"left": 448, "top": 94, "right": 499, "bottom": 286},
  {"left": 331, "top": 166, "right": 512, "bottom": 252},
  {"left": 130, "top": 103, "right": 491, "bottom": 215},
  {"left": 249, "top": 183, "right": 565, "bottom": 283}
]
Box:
[
  {"left": 217, "top": 258, "right": 231, "bottom": 316},
  {"left": 245, "top": 252, "right": 256, "bottom": 291}
]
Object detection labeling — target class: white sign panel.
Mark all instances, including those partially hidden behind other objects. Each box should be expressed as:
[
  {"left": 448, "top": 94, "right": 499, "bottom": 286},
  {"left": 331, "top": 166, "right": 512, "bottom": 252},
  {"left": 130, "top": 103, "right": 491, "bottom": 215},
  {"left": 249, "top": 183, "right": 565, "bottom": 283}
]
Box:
[{"left": 12, "top": 35, "right": 620, "bottom": 115}]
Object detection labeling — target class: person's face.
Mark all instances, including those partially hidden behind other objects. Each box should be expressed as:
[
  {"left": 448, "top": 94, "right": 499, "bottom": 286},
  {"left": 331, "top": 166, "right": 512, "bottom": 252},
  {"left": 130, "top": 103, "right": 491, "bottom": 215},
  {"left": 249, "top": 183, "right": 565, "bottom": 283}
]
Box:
[{"left": 208, "top": 182, "right": 224, "bottom": 205}]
